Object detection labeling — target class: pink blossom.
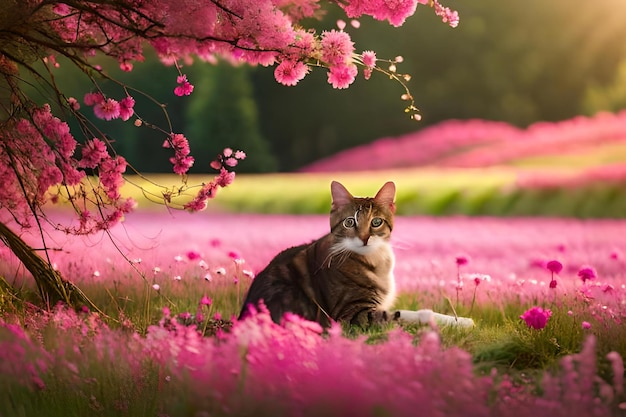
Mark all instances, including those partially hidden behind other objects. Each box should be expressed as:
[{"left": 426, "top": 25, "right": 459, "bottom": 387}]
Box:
[
  {"left": 433, "top": 0, "right": 459, "bottom": 28},
  {"left": 581, "top": 321, "right": 592, "bottom": 330},
  {"left": 327, "top": 64, "right": 358, "bottom": 89},
  {"left": 186, "top": 250, "right": 201, "bottom": 261},
  {"left": 174, "top": 74, "right": 194, "bottom": 96},
  {"left": 93, "top": 98, "right": 121, "bottom": 120},
  {"left": 67, "top": 97, "right": 80, "bottom": 111},
  {"left": 83, "top": 92, "right": 104, "bottom": 106},
  {"left": 79, "top": 138, "right": 108, "bottom": 169},
  {"left": 228, "top": 251, "right": 242, "bottom": 260},
  {"left": 119, "top": 96, "right": 135, "bottom": 121},
  {"left": 235, "top": 150, "right": 246, "bottom": 160},
  {"left": 456, "top": 255, "right": 470, "bottom": 266},
  {"left": 274, "top": 60, "right": 309, "bottom": 86},
  {"left": 578, "top": 266, "right": 597, "bottom": 283},
  {"left": 520, "top": 306, "right": 552, "bottom": 330},
  {"left": 546, "top": 260, "right": 563, "bottom": 274},
  {"left": 119, "top": 62, "right": 133, "bottom": 72},
  {"left": 340, "top": 0, "right": 419, "bottom": 27},
  {"left": 224, "top": 157, "right": 238, "bottom": 167},
  {"left": 216, "top": 168, "right": 235, "bottom": 187},
  {"left": 320, "top": 30, "right": 354, "bottom": 66},
  {"left": 200, "top": 295, "right": 212, "bottom": 306},
  {"left": 166, "top": 133, "right": 194, "bottom": 175},
  {"left": 361, "top": 50, "right": 377, "bottom": 68}
]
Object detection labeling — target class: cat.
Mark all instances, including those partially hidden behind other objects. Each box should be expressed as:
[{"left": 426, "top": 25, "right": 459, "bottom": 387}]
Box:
[{"left": 238, "top": 181, "right": 397, "bottom": 328}]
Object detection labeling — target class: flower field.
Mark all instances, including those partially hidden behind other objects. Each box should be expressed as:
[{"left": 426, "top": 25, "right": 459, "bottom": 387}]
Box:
[{"left": 1, "top": 209, "right": 625, "bottom": 416}]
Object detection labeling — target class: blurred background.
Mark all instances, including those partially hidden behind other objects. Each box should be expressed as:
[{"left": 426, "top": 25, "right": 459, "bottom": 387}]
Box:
[{"left": 39, "top": 0, "right": 626, "bottom": 173}]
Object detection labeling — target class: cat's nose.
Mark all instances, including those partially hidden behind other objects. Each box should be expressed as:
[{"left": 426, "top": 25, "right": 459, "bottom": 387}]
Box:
[{"left": 361, "top": 235, "right": 370, "bottom": 246}]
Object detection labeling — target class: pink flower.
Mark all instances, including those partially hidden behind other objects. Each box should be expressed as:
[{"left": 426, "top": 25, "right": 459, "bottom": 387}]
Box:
[
  {"left": 200, "top": 295, "right": 212, "bottom": 306},
  {"left": 327, "top": 64, "right": 358, "bottom": 89},
  {"left": 186, "top": 250, "right": 201, "bottom": 261},
  {"left": 228, "top": 251, "right": 242, "bottom": 261},
  {"left": 67, "top": 97, "right": 80, "bottom": 111},
  {"left": 520, "top": 306, "right": 552, "bottom": 330},
  {"left": 456, "top": 255, "right": 469, "bottom": 266},
  {"left": 174, "top": 74, "right": 194, "bottom": 96},
  {"left": 581, "top": 321, "right": 592, "bottom": 330},
  {"left": 433, "top": 0, "right": 459, "bottom": 28},
  {"left": 361, "top": 50, "right": 377, "bottom": 68},
  {"left": 93, "top": 98, "right": 121, "bottom": 120},
  {"left": 216, "top": 168, "right": 235, "bottom": 187},
  {"left": 320, "top": 30, "right": 354, "bottom": 66},
  {"left": 578, "top": 266, "right": 597, "bottom": 283},
  {"left": 119, "top": 62, "right": 133, "bottom": 72},
  {"left": 234, "top": 150, "right": 246, "bottom": 160},
  {"left": 166, "top": 133, "right": 194, "bottom": 174},
  {"left": 83, "top": 92, "right": 104, "bottom": 106},
  {"left": 119, "top": 96, "right": 135, "bottom": 121},
  {"left": 274, "top": 60, "right": 309, "bottom": 86},
  {"left": 79, "top": 138, "right": 108, "bottom": 169},
  {"left": 546, "top": 260, "right": 563, "bottom": 274},
  {"left": 224, "top": 157, "right": 238, "bottom": 167},
  {"left": 549, "top": 279, "right": 557, "bottom": 289}
]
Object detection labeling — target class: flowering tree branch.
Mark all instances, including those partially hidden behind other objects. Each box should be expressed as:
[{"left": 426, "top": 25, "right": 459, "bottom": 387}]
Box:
[{"left": 1, "top": 0, "right": 458, "bottom": 244}]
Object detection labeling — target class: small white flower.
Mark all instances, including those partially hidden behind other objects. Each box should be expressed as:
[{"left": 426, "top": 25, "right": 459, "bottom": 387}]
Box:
[
  {"left": 215, "top": 267, "right": 226, "bottom": 275},
  {"left": 152, "top": 284, "right": 160, "bottom": 291}
]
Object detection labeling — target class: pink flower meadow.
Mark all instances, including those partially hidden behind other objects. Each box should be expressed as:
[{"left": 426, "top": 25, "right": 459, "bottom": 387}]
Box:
[{"left": 0, "top": 211, "right": 625, "bottom": 414}]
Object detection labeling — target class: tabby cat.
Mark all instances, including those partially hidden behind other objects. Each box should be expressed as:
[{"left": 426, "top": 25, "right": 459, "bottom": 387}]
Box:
[{"left": 238, "top": 181, "right": 397, "bottom": 327}]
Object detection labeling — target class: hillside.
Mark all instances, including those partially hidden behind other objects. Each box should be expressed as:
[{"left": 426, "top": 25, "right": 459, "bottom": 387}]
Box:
[{"left": 300, "top": 112, "right": 626, "bottom": 176}]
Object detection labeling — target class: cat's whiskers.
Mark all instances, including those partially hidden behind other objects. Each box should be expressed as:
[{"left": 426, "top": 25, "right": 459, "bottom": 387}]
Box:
[{"left": 324, "top": 243, "right": 351, "bottom": 268}]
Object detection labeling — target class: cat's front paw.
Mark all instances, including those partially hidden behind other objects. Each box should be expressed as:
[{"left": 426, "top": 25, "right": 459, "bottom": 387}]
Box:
[{"left": 368, "top": 309, "right": 389, "bottom": 325}]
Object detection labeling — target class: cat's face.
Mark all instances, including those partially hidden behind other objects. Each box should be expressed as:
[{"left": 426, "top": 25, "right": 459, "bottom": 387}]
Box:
[{"left": 329, "top": 181, "right": 396, "bottom": 255}]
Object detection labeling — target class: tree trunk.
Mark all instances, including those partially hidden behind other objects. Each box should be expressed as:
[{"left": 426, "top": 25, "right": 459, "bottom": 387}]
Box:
[{"left": 0, "top": 221, "right": 98, "bottom": 311}]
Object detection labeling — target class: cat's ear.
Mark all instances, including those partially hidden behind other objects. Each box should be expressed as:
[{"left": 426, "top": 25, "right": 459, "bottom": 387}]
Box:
[
  {"left": 331, "top": 181, "right": 353, "bottom": 210},
  {"left": 375, "top": 181, "right": 396, "bottom": 213}
]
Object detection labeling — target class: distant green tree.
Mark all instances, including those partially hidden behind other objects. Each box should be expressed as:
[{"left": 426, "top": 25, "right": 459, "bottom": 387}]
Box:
[
  {"left": 31, "top": 54, "right": 275, "bottom": 173},
  {"left": 186, "top": 64, "right": 277, "bottom": 173}
]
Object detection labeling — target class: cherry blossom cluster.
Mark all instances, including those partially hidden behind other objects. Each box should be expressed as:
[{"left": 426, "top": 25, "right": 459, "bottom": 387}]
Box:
[
  {"left": 183, "top": 148, "right": 246, "bottom": 212},
  {"left": 0, "top": 104, "right": 134, "bottom": 234},
  {"left": 163, "top": 133, "right": 195, "bottom": 175},
  {"left": 84, "top": 92, "right": 135, "bottom": 121},
  {"left": 45, "top": 0, "right": 458, "bottom": 112}
]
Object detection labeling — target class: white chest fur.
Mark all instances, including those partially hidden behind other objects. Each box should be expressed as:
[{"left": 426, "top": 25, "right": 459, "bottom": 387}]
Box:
[
  {"left": 369, "top": 242, "right": 396, "bottom": 311},
  {"left": 331, "top": 236, "right": 398, "bottom": 310}
]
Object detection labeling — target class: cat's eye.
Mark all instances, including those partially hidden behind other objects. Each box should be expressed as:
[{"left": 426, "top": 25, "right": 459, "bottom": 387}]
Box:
[
  {"left": 343, "top": 217, "right": 356, "bottom": 228},
  {"left": 371, "top": 217, "right": 383, "bottom": 228}
]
